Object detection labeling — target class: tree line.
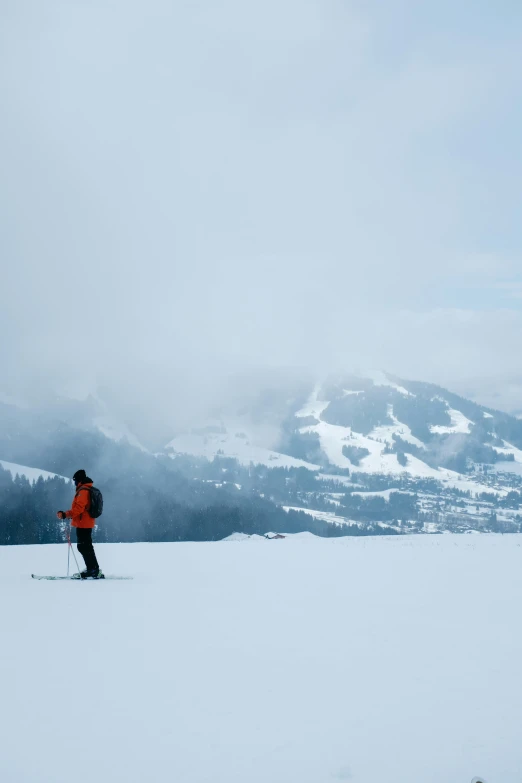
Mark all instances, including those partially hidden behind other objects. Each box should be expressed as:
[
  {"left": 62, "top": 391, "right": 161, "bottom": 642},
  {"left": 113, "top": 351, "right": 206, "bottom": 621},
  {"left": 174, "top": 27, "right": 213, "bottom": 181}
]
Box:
[{"left": 0, "top": 464, "right": 395, "bottom": 545}]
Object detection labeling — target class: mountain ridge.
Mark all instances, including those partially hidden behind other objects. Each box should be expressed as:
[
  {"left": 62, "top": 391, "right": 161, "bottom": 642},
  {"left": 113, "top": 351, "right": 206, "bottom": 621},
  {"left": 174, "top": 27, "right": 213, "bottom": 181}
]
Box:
[
  {"left": 166, "top": 371, "right": 522, "bottom": 485},
  {"left": 2, "top": 371, "right": 522, "bottom": 540}
]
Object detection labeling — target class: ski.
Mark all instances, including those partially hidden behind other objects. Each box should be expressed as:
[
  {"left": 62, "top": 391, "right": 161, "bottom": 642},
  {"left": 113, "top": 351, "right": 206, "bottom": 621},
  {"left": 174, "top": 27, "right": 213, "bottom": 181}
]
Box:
[{"left": 31, "top": 574, "right": 133, "bottom": 580}]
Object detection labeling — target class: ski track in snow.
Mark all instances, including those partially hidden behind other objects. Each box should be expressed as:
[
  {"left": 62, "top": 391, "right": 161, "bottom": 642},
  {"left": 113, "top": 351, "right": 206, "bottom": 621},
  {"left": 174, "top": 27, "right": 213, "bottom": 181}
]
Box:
[{"left": 2, "top": 536, "right": 519, "bottom": 783}]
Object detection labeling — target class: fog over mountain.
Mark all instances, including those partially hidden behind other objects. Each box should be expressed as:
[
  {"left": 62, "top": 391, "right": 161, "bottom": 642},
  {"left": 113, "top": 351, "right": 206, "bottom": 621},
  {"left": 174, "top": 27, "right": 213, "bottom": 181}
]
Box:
[{"left": 2, "top": 0, "right": 522, "bottom": 425}]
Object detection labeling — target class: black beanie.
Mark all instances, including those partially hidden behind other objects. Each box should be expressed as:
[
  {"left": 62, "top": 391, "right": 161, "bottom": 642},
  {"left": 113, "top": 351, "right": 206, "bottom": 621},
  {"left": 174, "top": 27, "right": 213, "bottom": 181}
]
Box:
[{"left": 73, "top": 469, "right": 87, "bottom": 484}]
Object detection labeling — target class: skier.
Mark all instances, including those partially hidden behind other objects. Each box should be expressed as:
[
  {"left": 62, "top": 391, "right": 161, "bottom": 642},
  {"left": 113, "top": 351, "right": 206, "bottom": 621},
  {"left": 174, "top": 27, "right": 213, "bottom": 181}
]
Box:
[{"left": 56, "top": 469, "right": 103, "bottom": 579}]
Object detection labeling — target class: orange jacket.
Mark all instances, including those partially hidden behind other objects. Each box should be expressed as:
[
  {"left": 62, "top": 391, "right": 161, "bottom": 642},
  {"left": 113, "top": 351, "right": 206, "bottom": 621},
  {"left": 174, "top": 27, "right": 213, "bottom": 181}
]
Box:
[{"left": 66, "top": 483, "right": 95, "bottom": 529}]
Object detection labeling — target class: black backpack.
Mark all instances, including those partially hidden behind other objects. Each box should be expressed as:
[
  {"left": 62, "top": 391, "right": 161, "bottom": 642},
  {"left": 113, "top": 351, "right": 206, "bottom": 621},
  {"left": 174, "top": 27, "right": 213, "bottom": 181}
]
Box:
[{"left": 77, "top": 485, "right": 104, "bottom": 518}]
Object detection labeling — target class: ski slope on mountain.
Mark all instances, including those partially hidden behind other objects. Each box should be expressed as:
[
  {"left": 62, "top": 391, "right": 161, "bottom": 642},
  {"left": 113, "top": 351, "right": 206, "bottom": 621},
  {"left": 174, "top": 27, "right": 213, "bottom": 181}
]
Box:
[
  {"left": 2, "top": 535, "right": 521, "bottom": 783},
  {"left": 430, "top": 407, "right": 473, "bottom": 434},
  {"left": 158, "top": 374, "right": 522, "bottom": 507},
  {"left": 166, "top": 430, "right": 319, "bottom": 470},
  {"left": 295, "top": 384, "right": 514, "bottom": 496},
  {"left": 0, "top": 460, "right": 69, "bottom": 483},
  {"left": 301, "top": 413, "right": 494, "bottom": 492},
  {"left": 364, "top": 368, "right": 413, "bottom": 396}
]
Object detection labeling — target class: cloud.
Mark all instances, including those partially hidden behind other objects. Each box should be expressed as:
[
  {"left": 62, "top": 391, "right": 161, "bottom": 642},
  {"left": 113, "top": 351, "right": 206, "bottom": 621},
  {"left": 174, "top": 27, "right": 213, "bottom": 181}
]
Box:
[
  {"left": 1, "top": 0, "right": 522, "bottom": 420},
  {"left": 494, "top": 281, "right": 522, "bottom": 300}
]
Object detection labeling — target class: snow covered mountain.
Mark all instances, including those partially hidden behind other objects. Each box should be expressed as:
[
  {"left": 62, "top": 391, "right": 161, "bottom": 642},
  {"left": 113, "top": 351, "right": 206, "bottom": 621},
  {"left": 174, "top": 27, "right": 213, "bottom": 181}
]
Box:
[
  {"left": 6, "top": 369, "right": 521, "bottom": 482},
  {"left": 162, "top": 371, "right": 522, "bottom": 535},
  {"left": 3, "top": 370, "right": 522, "bottom": 540},
  {"left": 0, "top": 460, "right": 69, "bottom": 483},
  {"left": 166, "top": 370, "right": 522, "bottom": 481},
  {"left": 0, "top": 387, "right": 149, "bottom": 452}
]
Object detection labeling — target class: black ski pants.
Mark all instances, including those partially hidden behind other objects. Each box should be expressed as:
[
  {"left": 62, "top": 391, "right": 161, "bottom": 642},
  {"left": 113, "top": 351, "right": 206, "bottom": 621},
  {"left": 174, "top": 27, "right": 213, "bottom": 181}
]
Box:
[{"left": 76, "top": 527, "right": 99, "bottom": 571}]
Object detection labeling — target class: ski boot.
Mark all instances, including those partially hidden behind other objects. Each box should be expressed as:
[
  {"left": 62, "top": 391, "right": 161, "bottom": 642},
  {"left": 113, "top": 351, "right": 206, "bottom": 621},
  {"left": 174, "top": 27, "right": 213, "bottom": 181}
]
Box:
[
  {"left": 81, "top": 568, "right": 104, "bottom": 579},
  {"left": 72, "top": 568, "right": 105, "bottom": 579}
]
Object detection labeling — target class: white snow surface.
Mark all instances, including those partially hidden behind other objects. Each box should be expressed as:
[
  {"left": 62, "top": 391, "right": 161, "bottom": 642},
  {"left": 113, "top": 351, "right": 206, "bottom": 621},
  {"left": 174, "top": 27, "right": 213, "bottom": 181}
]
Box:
[
  {"left": 493, "top": 440, "right": 522, "bottom": 463},
  {"left": 297, "top": 398, "right": 500, "bottom": 495},
  {"left": 297, "top": 390, "right": 433, "bottom": 478},
  {"left": 224, "top": 531, "right": 319, "bottom": 542},
  {"left": 350, "top": 488, "right": 414, "bottom": 500},
  {"left": 295, "top": 383, "right": 330, "bottom": 419},
  {"left": 283, "top": 505, "right": 358, "bottom": 526},
  {"left": 369, "top": 404, "right": 425, "bottom": 449},
  {"left": 365, "top": 369, "right": 414, "bottom": 396},
  {"left": 2, "top": 536, "right": 520, "bottom": 783},
  {"left": 166, "top": 431, "right": 319, "bottom": 471},
  {"left": 302, "top": 418, "right": 476, "bottom": 486},
  {"left": 493, "top": 461, "right": 522, "bottom": 477},
  {"left": 430, "top": 407, "right": 473, "bottom": 434},
  {"left": 222, "top": 532, "right": 267, "bottom": 541},
  {"left": 0, "top": 460, "right": 69, "bottom": 483}
]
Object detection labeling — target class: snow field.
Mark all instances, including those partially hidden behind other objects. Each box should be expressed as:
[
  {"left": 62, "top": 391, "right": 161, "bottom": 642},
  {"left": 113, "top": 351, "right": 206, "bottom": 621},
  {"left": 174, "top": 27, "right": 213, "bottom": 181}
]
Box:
[
  {"left": 282, "top": 505, "right": 360, "bottom": 526},
  {"left": 430, "top": 407, "right": 473, "bottom": 435},
  {"left": 166, "top": 430, "right": 319, "bottom": 471},
  {"left": 350, "top": 488, "right": 414, "bottom": 500},
  {"left": 300, "top": 414, "right": 506, "bottom": 496},
  {"left": 364, "top": 369, "right": 414, "bottom": 396},
  {"left": 493, "top": 440, "right": 522, "bottom": 463},
  {"left": 370, "top": 404, "right": 426, "bottom": 450},
  {"left": 0, "top": 460, "right": 69, "bottom": 483},
  {"left": 2, "top": 535, "right": 522, "bottom": 783},
  {"left": 295, "top": 392, "right": 330, "bottom": 420}
]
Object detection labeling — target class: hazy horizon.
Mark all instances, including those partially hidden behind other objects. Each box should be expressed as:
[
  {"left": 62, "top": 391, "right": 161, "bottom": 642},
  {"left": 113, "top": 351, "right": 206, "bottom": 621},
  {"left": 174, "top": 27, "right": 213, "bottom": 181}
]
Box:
[{"left": 2, "top": 1, "right": 522, "bottom": 424}]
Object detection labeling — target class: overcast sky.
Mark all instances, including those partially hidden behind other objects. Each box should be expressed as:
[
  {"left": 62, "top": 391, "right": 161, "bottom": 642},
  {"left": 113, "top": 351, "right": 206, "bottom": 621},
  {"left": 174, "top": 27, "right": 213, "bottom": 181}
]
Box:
[{"left": 1, "top": 0, "right": 522, "bottom": 415}]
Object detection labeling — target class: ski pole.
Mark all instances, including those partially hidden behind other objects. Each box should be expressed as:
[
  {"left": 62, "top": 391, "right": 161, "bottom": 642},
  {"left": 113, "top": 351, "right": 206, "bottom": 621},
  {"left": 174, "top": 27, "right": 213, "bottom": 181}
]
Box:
[{"left": 66, "top": 522, "right": 81, "bottom": 576}]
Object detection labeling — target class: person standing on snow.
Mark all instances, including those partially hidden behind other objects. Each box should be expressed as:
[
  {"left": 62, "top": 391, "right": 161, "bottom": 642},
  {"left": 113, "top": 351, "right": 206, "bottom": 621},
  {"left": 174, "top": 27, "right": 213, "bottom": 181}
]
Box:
[{"left": 57, "top": 469, "right": 103, "bottom": 579}]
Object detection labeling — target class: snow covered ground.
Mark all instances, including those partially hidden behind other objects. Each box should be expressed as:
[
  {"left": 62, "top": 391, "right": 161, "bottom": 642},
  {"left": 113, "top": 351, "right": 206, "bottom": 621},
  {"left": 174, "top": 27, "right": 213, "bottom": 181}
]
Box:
[
  {"left": 299, "top": 417, "right": 501, "bottom": 495},
  {"left": 0, "top": 460, "right": 69, "bottom": 483},
  {"left": 166, "top": 430, "right": 319, "bottom": 470},
  {"left": 493, "top": 440, "right": 522, "bottom": 463},
  {"left": 493, "top": 461, "right": 522, "bottom": 476},
  {"left": 350, "top": 488, "right": 414, "bottom": 500},
  {"left": 2, "top": 535, "right": 522, "bottom": 783},
  {"left": 282, "top": 505, "right": 358, "bottom": 526},
  {"left": 364, "top": 369, "right": 413, "bottom": 396},
  {"left": 431, "top": 407, "right": 473, "bottom": 435}
]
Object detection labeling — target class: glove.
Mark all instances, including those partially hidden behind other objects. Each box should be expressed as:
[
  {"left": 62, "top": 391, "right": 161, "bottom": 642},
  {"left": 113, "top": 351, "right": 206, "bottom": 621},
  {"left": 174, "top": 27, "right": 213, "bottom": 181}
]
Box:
[{"left": 57, "top": 511, "right": 67, "bottom": 520}]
